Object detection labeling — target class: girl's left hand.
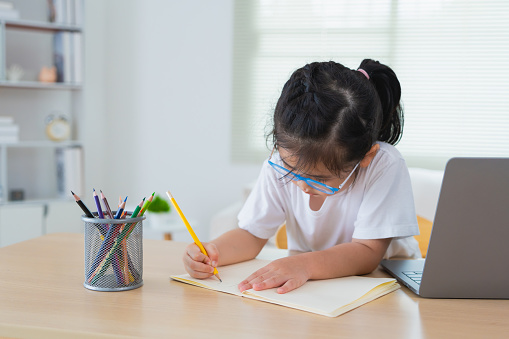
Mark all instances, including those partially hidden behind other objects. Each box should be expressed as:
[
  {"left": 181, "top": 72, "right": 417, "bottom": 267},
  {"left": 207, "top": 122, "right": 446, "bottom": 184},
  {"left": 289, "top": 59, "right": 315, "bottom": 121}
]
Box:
[{"left": 238, "top": 256, "right": 311, "bottom": 294}]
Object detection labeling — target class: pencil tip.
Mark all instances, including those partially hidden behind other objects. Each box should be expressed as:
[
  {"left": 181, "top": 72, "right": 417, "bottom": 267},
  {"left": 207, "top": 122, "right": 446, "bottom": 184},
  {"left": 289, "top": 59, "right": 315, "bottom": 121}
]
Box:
[
  {"left": 70, "top": 190, "right": 74, "bottom": 195},
  {"left": 166, "top": 190, "right": 173, "bottom": 199}
]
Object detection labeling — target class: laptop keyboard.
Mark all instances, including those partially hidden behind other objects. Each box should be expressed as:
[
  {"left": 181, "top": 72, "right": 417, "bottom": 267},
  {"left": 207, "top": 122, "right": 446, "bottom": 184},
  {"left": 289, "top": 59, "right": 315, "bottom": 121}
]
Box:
[{"left": 402, "top": 271, "right": 423, "bottom": 285}]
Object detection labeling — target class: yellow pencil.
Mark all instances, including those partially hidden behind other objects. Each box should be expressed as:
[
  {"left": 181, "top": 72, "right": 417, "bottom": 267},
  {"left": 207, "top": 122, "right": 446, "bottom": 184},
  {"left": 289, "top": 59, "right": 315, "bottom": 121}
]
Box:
[{"left": 166, "top": 190, "right": 222, "bottom": 282}]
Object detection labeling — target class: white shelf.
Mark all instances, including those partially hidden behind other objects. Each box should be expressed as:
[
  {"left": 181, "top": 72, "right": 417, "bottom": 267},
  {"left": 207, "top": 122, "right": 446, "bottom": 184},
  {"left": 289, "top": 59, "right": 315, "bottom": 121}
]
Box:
[
  {"left": 0, "top": 197, "right": 74, "bottom": 206},
  {"left": 0, "top": 140, "right": 82, "bottom": 148},
  {"left": 0, "top": 0, "right": 85, "bottom": 247},
  {"left": 2, "top": 19, "right": 82, "bottom": 33},
  {"left": 0, "top": 80, "right": 81, "bottom": 90}
]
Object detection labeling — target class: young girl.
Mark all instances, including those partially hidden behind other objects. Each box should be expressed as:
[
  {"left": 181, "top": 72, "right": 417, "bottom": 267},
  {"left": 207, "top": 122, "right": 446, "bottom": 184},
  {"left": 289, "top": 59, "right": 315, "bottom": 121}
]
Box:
[{"left": 183, "top": 59, "right": 421, "bottom": 294}]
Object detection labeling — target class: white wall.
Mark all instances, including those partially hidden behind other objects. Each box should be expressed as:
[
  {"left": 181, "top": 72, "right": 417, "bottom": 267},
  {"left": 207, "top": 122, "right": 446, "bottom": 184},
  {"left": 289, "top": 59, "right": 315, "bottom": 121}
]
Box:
[{"left": 82, "top": 0, "right": 261, "bottom": 241}]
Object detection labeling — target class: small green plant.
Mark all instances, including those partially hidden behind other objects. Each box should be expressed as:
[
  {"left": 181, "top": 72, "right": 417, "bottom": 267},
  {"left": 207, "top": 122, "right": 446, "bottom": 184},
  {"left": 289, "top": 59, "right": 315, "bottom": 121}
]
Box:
[{"left": 147, "top": 195, "right": 171, "bottom": 213}]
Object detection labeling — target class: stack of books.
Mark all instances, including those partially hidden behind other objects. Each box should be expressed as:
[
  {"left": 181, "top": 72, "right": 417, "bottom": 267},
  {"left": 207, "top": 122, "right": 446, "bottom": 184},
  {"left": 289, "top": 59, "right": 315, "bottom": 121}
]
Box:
[
  {"left": 51, "top": 0, "right": 83, "bottom": 84},
  {"left": 53, "top": 32, "right": 82, "bottom": 84},
  {"left": 0, "top": 1, "right": 19, "bottom": 20},
  {"left": 0, "top": 116, "right": 19, "bottom": 143}
]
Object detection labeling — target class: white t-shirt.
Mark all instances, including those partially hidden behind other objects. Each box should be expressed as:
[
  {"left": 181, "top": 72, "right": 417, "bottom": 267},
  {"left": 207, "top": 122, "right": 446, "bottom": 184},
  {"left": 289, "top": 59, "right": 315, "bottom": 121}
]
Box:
[{"left": 238, "top": 142, "right": 421, "bottom": 259}]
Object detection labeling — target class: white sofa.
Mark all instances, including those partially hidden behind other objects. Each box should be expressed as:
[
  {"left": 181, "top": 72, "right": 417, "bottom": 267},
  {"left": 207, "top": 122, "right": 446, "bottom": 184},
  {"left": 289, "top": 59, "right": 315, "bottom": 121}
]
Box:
[{"left": 210, "top": 167, "right": 445, "bottom": 245}]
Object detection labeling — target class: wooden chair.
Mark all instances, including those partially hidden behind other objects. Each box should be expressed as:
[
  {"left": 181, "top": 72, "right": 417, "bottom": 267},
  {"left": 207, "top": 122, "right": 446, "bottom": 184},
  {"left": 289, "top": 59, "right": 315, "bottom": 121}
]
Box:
[{"left": 274, "top": 216, "right": 433, "bottom": 258}]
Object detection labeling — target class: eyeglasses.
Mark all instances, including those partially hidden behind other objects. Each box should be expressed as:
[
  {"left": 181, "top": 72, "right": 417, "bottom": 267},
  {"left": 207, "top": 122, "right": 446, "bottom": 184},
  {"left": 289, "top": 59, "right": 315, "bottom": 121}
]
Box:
[{"left": 267, "top": 148, "right": 360, "bottom": 195}]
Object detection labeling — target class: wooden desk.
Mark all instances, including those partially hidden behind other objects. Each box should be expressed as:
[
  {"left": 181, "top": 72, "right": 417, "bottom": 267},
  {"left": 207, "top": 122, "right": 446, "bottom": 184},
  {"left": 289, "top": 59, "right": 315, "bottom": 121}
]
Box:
[{"left": 1, "top": 233, "right": 508, "bottom": 338}]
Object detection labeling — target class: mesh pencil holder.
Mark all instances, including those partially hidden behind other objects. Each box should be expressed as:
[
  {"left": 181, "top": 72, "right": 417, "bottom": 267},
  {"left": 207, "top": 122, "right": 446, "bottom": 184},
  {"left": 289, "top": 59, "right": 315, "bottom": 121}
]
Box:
[{"left": 82, "top": 212, "right": 145, "bottom": 291}]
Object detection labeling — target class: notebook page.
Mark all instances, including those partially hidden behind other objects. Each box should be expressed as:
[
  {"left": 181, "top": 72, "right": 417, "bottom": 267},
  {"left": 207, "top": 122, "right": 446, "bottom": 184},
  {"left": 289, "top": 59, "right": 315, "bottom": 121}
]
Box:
[
  {"left": 170, "top": 259, "right": 271, "bottom": 295},
  {"left": 242, "top": 276, "right": 399, "bottom": 317}
]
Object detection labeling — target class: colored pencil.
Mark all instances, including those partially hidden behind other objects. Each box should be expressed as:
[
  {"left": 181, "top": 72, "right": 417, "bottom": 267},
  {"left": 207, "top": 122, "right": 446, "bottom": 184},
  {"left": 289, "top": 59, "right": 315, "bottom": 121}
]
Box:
[
  {"left": 91, "top": 198, "right": 145, "bottom": 284},
  {"left": 92, "top": 189, "right": 110, "bottom": 237},
  {"left": 166, "top": 190, "right": 222, "bottom": 282},
  {"left": 93, "top": 189, "right": 104, "bottom": 219},
  {"left": 118, "top": 197, "right": 141, "bottom": 281},
  {"left": 139, "top": 192, "right": 155, "bottom": 216},
  {"left": 87, "top": 198, "right": 127, "bottom": 280},
  {"left": 124, "top": 192, "right": 154, "bottom": 241},
  {"left": 71, "top": 191, "right": 95, "bottom": 218},
  {"left": 95, "top": 188, "right": 128, "bottom": 282},
  {"left": 114, "top": 197, "right": 127, "bottom": 219},
  {"left": 100, "top": 190, "right": 115, "bottom": 219},
  {"left": 72, "top": 191, "right": 107, "bottom": 238}
]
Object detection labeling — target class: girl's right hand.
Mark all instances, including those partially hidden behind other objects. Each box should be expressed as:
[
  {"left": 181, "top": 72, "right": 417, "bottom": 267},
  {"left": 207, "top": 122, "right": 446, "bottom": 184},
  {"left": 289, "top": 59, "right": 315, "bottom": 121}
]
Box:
[{"left": 182, "top": 242, "right": 219, "bottom": 279}]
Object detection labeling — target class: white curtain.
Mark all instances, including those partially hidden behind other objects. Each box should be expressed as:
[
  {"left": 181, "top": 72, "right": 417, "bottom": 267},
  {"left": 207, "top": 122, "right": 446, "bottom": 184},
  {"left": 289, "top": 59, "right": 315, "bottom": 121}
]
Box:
[{"left": 232, "top": 0, "right": 509, "bottom": 168}]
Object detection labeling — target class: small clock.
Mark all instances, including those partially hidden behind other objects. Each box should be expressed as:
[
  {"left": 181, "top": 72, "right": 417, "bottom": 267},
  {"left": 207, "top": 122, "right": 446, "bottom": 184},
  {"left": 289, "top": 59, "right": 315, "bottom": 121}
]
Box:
[{"left": 45, "top": 114, "right": 71, "bottom": 141}]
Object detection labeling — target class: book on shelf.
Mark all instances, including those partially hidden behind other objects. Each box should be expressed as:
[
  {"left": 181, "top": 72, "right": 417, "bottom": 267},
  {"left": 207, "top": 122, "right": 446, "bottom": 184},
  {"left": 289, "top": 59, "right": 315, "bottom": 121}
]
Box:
[
  {"left": 0, "top": 1, "right": 19, "bottom": 21},
  {"left": 50, "top": 0, "right": 83, "bottom": 25},
  {"left": 0, "top": 116, "right": 19, "bottom": 143},
  {"left": 53, "top": 31, "right": 64, "bottom": 82},
  {"left": 171, "top": 259, "right": 400, "bottom": 317},
  {"left": 0, "top": 1, "right": 14, "bottom": 10},
  {"left": 54, "top": 31, "right": 82, "bottom": 84},
  {"left": 0, "top": 116, "right": 14, "bottom": 125},
  {"left": 56, "top": 146, "right": 84, "bottom": 199},
  {"left": 73, "top": 32, "right": 82, "bottom": 83},
  {"left": 0, "top": 125, "right": 19, "bottom": 143},
  {"left": 63, "top": 32, "right": 72, "bottom": 83},
  {"left": 50, "top": 0, "right": 67, "bottom": 25},
  {"left": 74, "top": 0, "right": 83, "bottom": 26}
]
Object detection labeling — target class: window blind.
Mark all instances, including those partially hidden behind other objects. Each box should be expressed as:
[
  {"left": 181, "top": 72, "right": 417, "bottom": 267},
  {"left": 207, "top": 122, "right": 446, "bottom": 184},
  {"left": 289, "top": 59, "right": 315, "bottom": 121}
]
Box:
[{"left": 232, "top": 0, "right": 509, "bottom": 168}]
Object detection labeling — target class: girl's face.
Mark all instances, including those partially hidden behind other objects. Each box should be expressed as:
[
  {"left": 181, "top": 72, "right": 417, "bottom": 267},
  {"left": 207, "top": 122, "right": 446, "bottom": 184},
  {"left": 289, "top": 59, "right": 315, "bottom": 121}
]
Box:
[{"left": 278, "top": 149, "right": 357, "bottom": 197}]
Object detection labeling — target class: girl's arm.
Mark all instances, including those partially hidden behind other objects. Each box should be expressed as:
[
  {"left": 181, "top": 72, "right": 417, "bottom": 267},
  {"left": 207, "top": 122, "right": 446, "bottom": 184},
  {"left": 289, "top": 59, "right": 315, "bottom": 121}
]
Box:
[
  {"left": 238, "top": 237, "right": 391, "bottom": 294},
  {"left": 212, "top": 228, "right": 268, "bottom": 265},
  {"left": 182, "top": 228, "right": 267, "bottom": 279}
]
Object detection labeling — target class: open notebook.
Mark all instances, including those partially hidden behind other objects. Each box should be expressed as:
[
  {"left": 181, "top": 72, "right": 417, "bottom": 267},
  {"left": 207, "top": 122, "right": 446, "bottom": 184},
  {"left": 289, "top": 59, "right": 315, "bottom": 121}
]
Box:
[{"left": 170, "top": 259, "right": 400, "bottom": 317}]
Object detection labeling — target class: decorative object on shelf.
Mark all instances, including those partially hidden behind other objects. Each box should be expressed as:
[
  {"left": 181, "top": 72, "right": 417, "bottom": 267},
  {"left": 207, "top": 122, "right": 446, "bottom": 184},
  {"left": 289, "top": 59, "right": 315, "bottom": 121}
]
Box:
[
  {"left": 9, "top": 189, "right": 24, "bottom": 201},
  {"left": 6, "top": 64, "right": 24, "bottom": 82},
  {"left": 45, "top": 114, "right": 71, "bottom": 141},
  {"left": 38, "top": 66, "right": 57, "bottom": 83}
]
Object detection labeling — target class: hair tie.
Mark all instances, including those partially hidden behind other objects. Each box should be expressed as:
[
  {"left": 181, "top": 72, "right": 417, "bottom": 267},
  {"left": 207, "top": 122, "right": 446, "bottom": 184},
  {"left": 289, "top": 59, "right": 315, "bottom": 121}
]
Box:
[{"left": 357, "top": 68, "right": 370, "bottom": 80}]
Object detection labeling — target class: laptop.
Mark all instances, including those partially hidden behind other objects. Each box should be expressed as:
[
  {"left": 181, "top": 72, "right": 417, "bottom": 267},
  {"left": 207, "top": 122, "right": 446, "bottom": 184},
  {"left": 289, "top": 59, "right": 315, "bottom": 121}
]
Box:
[{"left": 381, "top": 157, "right": 509, "bottom": 298}]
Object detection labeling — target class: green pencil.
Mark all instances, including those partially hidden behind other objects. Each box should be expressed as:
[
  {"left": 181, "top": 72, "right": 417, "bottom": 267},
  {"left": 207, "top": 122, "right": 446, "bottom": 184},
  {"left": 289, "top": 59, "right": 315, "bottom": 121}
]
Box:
[
  {"left": 139, "top": 192, "right": 155, "bottom": 216},
  {"left": 90, "top": 198, "right": 145, "bottom": 284}
]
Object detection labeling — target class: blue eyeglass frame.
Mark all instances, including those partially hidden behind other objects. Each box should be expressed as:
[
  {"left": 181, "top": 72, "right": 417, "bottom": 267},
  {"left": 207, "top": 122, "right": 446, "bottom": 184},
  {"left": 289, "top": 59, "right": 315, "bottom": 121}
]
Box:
[{"left": 267, "top": 148, "right": 360, "bottom": 195}]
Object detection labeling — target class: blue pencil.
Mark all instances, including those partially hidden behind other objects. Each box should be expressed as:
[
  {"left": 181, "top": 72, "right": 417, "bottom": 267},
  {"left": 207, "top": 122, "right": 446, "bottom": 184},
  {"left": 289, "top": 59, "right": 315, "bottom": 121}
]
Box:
[
  {"left": 87, "top": 198, "right": 127, "bottom": 281},
  {"left": 114, "top": 196, "right": 127, "bottom": 219},
  {"left": 91, "top": 198, "right": 144, "bottom": 284}
]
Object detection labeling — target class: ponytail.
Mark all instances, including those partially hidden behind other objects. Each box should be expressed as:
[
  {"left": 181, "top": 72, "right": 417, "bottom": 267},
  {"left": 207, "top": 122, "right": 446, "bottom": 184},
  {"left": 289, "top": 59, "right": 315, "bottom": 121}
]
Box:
[
  {"left": 270, "top": 59, "right": 404, "bottom": 177},
  {"left": 358, "top": 59, "right": 403, "bottom": 145}
]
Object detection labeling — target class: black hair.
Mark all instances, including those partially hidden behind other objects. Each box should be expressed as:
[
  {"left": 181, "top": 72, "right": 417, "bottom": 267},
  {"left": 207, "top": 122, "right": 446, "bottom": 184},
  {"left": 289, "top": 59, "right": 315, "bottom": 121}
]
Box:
[{"left": 269, "top": 59, "right": 403, "bottom": 176}]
